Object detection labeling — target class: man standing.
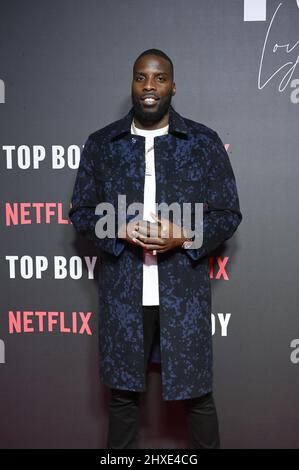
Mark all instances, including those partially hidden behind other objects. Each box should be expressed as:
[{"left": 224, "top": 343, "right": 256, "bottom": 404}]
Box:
[{"left": 69, "top": 49, "right": 242, "bottom": 449}]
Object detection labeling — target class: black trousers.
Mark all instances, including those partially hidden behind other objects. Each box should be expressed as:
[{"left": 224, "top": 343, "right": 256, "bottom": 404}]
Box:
[{"left": 106, "top": 306, "right": 220, "bottom": 449}]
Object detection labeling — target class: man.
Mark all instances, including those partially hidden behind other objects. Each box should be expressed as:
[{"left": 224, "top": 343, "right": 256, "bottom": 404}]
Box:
[{"left": 69, "top": 49, "right": 242, "bottom": 449}]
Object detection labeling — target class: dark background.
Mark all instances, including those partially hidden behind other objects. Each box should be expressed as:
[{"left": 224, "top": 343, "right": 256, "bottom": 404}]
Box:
[{"left": 0, "top": 0, "right": 298, "bottom": 448}]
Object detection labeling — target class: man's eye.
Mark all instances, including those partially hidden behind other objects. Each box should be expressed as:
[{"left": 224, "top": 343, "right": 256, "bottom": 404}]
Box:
[
  {"left": 136, "top": 76, "right": 144, "bottom": 81},
  {"left": 157, "top": 76, "right": 165, "bottom": 81}
]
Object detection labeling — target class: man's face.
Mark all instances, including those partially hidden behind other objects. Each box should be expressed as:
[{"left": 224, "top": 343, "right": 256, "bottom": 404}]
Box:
[{"left": 131, "top": 55, "right": 176, "bottom": 125}]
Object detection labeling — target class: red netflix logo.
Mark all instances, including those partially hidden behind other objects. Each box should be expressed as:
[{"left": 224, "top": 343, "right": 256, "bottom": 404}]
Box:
[
  {"left": 5, "top": 202, "right": 71, "bottom": 226},
  {"left": 209, "top": 257, "right": 230, "bottom": 281},
  {"left": 8, "top": 311, "right": 92, "bottom": 335}
]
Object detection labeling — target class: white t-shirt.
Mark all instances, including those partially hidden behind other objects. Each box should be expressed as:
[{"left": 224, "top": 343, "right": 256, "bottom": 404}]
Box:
[{"left": 131, "top": 119, "right": 169, "bottom": 305}]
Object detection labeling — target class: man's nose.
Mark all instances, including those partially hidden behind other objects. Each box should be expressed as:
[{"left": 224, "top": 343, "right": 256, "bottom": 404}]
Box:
[{"left": 143, "top": 78, "right": 156, "bottom": 90}]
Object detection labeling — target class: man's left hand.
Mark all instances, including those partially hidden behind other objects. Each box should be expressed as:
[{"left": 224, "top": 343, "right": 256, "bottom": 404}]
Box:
[{"left": 131, "top": 212, "right": 186, "bottom": 255}]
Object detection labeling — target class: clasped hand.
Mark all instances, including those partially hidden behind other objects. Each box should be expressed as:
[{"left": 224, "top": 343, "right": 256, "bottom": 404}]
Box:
[{"left": 119, "top": 212, "right": 186, "bottom": 255}]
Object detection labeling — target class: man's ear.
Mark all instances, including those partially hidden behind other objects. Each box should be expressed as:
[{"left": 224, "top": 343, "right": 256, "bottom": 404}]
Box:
[{"left": 172, "top": 82, "right": 176, "bottom": 96}]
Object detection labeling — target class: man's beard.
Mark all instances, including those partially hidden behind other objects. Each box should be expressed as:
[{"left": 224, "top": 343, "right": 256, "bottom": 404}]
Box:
[{"left": 131, "top": 91, "right": 173, "bottom": 126}]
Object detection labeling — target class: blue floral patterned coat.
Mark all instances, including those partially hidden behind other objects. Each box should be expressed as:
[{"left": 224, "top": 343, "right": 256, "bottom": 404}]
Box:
[{"left": 69, "top": 105, "right": 242, "bottom": 400}]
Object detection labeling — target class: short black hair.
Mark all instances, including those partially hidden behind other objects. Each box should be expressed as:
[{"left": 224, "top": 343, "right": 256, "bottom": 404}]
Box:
[{"left": 133, "top": 48, "right": 174, "bottom": 80}]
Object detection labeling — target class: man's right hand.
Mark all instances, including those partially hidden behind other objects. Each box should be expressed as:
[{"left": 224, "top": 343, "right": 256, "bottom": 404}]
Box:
[
  {"left": 117, "top": 221, "right": 138, "bottom": 246},
  {"left": 118, "top": 219, "right": 166, "bottom": 253},
  {"left": 118, "top": 219, "right": 161, "bottom": 247}
]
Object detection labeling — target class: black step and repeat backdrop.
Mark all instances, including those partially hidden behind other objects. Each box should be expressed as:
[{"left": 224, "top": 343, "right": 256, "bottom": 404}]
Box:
[{"left": 1, "top": 0, "right": 298, "bottom": 449}]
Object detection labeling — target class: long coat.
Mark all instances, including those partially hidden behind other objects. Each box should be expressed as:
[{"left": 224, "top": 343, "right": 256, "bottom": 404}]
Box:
[{"left": 69, "top": 105, "right": 242, "bottom": 401}]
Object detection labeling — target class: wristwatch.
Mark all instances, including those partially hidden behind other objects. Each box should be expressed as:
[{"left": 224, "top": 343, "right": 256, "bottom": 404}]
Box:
[
  {"left": 181, "top": 227, "right": 195, "bottom": 249},
  {"left": 181, "top": 238, "right": 194, "bottom": 249}
]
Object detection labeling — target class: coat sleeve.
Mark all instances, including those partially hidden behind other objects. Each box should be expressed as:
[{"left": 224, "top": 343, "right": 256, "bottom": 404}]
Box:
[
  {"left": 68, "top": 136, "right": 125, "bottom": 257},
  {"left": 185, "top": 132, "right": 242, "bottom": 262}
]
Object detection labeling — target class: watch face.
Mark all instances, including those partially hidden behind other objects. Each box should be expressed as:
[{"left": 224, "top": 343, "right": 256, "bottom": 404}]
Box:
[{"left": 182, "top": 240, "right": 193, "bottom": 249}]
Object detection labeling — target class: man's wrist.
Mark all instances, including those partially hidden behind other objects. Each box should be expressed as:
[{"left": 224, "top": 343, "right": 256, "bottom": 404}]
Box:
[{"left": 181, "top": 227, "right": 195, "bottom": 249}]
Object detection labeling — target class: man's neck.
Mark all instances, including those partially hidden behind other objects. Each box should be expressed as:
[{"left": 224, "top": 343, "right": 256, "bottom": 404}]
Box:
[{"left": 133, "top": 111, "right": 169, "bottom": 130}]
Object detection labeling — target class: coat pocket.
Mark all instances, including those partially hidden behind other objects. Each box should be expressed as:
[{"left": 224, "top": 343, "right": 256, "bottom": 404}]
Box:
[{"left": 94, "top": 174, "right": 144, "bottom": 213}]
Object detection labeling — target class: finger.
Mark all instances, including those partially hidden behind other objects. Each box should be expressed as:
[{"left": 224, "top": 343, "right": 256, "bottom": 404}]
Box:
[
  {"left": 135, "top": 233, "right": 166, "bottom": 245},
  {"left": 149, "top": 245, "right": 169, "bottom": 254},
  {"left": 153, "top": 248, "right": 168, "bottom": 254},
  {"left": 136, "top": 220, "right": 160, "bottom": 233},
  {"left": 150, "top": 212, "right": 162, "bottom": 225},
  {"left": 136, "top": 226, "right": 160, "bottom": 237},
  {"left": 134, "top": 238, "right": 166, "bottom": 250},
  {"left": 144, "top": 243, "right": 166, "bottom": 250},
  {"left": 131, "top": 236, "right": 153, "bottom": 249},
  {"left": 150, "top": 213, "right": 170, "bottom": 238},
  {"left": 136, "top": 220, "right": 150, "bottom": 229},
  {"left": 135, "top": 221, "right": 149, "bottom": 234},
  {"left": 131, "top": 237, "right": 145, "bottom": 248}
]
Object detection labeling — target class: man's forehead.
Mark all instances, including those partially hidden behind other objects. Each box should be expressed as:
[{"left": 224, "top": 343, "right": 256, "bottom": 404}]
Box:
[{"left": 134, "top": 55, "right": 171, "bottom": 73}]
